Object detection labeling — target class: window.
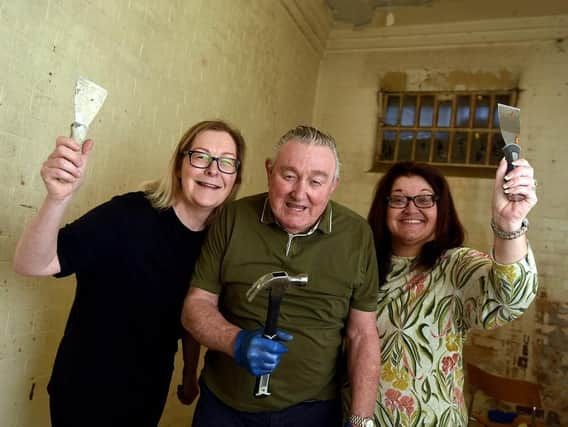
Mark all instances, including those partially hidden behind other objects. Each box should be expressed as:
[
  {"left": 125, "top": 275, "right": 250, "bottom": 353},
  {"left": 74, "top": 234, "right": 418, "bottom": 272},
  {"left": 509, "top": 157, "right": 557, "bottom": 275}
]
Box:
[{"left": 374, "top": 90, "right": 518, "bottom": 177}]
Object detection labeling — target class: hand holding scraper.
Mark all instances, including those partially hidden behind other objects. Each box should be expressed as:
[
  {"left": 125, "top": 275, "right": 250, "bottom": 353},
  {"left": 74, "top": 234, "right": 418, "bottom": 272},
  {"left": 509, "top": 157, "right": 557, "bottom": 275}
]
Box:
[
  {"left": 71, "top": 77, "right": 108, "bottom": 144},
  {"left": 48, "top": 78, "right": 107, "bottom": 189},
  {"left": 497, "top": 103, "right": 524, "bottom": 201},
  {"left": 240, "top": 271, "right": 308, "bottom": 398}
]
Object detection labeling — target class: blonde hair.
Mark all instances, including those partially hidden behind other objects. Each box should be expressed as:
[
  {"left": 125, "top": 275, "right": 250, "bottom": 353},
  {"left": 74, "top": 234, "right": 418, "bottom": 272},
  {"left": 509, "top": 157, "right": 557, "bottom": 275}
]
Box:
[{"left": 142, "top": 120, "right": 246, "bottom": 222}]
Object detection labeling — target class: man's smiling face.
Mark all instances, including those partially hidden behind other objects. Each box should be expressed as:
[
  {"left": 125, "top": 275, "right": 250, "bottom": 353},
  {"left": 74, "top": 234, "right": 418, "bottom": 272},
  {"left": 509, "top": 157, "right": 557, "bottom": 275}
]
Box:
[{"left": 266, "top": 139, "right": 338, "bottom": 234}]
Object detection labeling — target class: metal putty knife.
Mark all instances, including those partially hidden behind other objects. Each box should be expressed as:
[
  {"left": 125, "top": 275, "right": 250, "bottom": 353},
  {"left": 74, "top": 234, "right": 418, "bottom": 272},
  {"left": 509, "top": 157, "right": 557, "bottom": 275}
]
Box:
[
  {"left": 497, "top": 103, "right": 525, "bottom": 201},
  {"left": 497, "top": 103, "right": 520, "bottom": 174},
  {"left": 71, "top": 77, "right": 108, "bottom": 144}
]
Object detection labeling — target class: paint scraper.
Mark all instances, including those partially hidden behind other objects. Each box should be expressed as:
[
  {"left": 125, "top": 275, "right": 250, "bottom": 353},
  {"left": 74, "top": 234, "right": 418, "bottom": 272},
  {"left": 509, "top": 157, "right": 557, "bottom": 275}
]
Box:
[
  {"left": 71, "top": 77, "right": 108, "bottom": 144},
  {"left": 497, "top": 103, "right": 520, "bottom": 173},
  {"left": 497, "top": 103, "right": 523, "bottom": 201}
]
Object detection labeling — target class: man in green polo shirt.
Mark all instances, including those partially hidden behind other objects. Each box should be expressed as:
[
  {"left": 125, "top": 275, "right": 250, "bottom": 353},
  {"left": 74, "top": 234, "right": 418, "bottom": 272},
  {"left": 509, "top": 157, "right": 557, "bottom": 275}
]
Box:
[{"left": 182, "top": 125, "right": 380, "bottom": 427}]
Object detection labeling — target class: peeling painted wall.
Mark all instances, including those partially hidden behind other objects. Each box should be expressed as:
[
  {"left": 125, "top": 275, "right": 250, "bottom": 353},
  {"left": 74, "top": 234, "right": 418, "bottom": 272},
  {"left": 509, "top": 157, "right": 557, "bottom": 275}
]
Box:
[{"left": 538, "top": 300, "right": 568, "bottom": 416}]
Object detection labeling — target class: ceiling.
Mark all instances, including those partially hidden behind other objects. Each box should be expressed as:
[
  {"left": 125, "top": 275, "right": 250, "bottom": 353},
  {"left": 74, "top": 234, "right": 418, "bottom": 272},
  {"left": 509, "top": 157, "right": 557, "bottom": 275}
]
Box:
[
  {"left": 325, "top": 0, "right": 433, "bottom": 26},
  {"left": 324, "top": 0, "right": 568, "bottom": 28}
]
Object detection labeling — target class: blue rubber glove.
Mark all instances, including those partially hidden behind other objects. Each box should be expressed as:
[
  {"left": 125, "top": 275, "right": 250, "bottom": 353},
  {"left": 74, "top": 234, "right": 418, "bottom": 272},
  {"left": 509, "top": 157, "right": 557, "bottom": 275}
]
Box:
[{"left": 233, "top": 329, "right": 293, "bottom": 376}]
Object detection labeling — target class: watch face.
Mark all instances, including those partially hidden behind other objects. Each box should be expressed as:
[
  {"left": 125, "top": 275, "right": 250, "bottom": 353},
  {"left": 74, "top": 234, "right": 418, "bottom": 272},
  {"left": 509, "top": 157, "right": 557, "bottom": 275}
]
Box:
[{"left": 363, "top": 420, "right": 374, "bottom": 427}]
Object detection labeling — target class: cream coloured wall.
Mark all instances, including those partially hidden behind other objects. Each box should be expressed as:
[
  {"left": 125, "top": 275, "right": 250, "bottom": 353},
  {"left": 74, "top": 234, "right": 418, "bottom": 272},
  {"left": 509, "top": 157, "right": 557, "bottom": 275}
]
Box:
[
  {"left": 314, "top": 18, "right": 568, "bottom": 421},
  {"left": 0, "top": 1, "right": 330, "bottom": 426}
]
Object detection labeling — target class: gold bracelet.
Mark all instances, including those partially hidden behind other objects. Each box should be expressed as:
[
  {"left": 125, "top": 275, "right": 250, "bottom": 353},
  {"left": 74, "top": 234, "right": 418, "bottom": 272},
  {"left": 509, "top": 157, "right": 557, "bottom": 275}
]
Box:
[{"left": 491, "top": 218, "right": 529, "bottom": 240}]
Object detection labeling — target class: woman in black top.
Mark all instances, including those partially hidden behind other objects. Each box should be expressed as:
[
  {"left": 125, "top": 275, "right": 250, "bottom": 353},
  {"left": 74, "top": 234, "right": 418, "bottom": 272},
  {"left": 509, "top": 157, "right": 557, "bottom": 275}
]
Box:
[{"left": 13, "top": 120, "right": 246, "bottom": 427}]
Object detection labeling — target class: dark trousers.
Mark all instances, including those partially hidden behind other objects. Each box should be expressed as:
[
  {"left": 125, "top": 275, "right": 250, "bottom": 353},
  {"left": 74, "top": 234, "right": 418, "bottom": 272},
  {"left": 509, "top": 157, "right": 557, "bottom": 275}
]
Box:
[
  {"left": 49, "top": 392, "right": 165, "bottom": 427},
  {"left": 192, "top": 381, "right": 342, "bottom": 427}
]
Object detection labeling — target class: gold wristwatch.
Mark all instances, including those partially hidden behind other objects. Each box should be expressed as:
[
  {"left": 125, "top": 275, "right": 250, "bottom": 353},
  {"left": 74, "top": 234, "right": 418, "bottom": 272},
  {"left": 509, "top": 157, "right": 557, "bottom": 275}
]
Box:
[{"left": 348, "top": 415, "right": 375, "bottom": 427}]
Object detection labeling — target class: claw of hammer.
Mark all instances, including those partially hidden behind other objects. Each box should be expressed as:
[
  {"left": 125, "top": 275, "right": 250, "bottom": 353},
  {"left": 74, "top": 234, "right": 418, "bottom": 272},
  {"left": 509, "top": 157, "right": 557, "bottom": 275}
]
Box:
[{"left": 246, "top": 271, "right": 308, "bottom": 302}]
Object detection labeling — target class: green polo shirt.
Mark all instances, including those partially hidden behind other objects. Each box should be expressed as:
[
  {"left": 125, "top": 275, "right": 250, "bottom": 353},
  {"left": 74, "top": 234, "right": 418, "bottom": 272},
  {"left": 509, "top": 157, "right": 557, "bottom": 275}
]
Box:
[{"left": 191, "top": 193, "right": 378, "bottom": 412}]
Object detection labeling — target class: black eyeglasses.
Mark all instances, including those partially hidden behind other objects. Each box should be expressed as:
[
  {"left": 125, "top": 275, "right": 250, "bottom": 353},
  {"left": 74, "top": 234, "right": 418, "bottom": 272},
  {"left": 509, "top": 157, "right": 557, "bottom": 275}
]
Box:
[
  {"left": 386, "top": 194, "right": 438, "bottom": 209},
  {"left": 182, "top": 150, "right": 240, "bottom": 175}
]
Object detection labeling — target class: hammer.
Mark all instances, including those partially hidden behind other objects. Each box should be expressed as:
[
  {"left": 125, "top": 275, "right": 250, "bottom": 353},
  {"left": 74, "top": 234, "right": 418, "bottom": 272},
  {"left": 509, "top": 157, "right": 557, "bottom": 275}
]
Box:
[{"left": 246, "top": 271, "right": 308, "bottom": 398}]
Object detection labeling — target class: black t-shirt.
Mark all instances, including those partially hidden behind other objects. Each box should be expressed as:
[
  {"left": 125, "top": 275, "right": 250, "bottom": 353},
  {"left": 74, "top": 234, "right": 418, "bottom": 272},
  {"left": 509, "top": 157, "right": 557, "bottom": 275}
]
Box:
[{"left": 49, "top": 192, "right": 206, "bottom": 421}]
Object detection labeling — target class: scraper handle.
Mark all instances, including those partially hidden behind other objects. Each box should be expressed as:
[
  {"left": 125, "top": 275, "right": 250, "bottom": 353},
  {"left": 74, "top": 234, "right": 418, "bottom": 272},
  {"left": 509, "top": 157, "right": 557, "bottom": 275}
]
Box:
[
  {"left": 503, "top": 143, "right": 521, "bottom": 174},
  {"left": 70, "top": 122, "right": 88, "bottom": 144},
  {"left": 502, "top": 143, "right": 525, "bottom": 201}
]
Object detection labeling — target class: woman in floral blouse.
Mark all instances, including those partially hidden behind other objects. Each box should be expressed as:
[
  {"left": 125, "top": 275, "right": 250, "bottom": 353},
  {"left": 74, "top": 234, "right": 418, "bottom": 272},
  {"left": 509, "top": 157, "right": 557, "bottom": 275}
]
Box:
[{"left": 366, "top": 158, "right": 538, "bottom": 427}]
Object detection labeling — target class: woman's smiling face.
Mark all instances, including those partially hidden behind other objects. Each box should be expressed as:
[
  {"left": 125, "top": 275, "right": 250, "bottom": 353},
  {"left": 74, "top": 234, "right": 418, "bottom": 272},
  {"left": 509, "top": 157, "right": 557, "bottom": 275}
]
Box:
[
  {"left": 178, "top": 130, "right": 238, "bottom": 212},
  {"left": 387, "top": 175, "right": 438, "bottom": 257}
]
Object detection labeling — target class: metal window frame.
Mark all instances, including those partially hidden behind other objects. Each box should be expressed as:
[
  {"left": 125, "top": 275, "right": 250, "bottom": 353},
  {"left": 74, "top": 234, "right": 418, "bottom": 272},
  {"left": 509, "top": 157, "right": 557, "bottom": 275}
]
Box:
[{"left": 373, "top": 89, "right": 519, "bottom": 178}]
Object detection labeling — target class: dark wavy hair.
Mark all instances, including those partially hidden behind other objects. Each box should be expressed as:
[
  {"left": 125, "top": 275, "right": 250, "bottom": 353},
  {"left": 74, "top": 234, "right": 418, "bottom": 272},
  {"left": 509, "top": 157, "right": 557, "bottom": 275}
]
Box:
[{"left": 368, "top": 162, "right": 465, "bottom": 286}]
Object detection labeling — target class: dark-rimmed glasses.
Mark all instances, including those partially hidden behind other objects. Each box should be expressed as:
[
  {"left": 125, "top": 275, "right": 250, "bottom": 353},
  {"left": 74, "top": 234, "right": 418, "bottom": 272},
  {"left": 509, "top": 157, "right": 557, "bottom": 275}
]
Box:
[
  {"left": 386, "top": 194, "right": 438, "bottom": 209},
  {"left": 182, "top": 150, "right": 240, "bottom": 175}
]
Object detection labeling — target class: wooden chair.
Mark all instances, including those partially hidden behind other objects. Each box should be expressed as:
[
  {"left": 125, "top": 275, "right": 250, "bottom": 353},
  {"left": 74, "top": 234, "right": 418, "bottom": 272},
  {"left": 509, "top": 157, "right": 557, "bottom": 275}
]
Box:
[{"left": 467, "top": 362, "right": 544, "bottom": 427}]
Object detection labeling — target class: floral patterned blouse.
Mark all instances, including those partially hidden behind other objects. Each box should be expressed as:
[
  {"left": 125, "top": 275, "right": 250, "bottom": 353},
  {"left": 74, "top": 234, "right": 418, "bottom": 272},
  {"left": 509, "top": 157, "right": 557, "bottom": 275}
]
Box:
[{"left": 375, "top": 246, "right": 537, "bottom": 427}]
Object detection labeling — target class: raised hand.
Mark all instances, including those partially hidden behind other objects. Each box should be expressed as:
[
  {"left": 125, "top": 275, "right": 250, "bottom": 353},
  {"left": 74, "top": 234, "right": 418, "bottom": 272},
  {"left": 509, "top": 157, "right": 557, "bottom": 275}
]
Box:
[
  {"left": 41, "top": 137, "right": 94, "bottom": 201},
  {"left": 492, "top": 157, "right": 538, "bottom": 231}
]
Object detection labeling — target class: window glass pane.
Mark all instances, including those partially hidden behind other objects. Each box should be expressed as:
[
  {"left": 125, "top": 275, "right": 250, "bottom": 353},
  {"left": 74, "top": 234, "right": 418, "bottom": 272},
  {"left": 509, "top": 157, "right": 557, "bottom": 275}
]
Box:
[
  {"left": 489, "top": 133, "right": 504, "bottom": 165},
  {"left": 433, "top": 132, "right": 449, "bottom": 163},
  {"left": 398, "top": 131, "right": 414, "bottom": 160},
  {"left": 456, "top": 95, "right": 470, "bottom": 128},
  {"left": 419, "top": 96, "right": 434, "bottom": 127},
  {"left": 401, "top": 96, "right": 417, "bottom": 127},
  {"left": 452, "top": 132, "right": 468, "bottom": 163},
  {"left": 474, "top": 95, "right": 490, "bottom": 128},
  {"left": 415, "top": 132, "right": 431, "bottom": 161},
  {"left": 381, "top": 130, "right": 396, "bottom": 160},
  {"left": 437, "top": 101, "right": 452, "bottom": 127},
  {"left": 385, "top": 96, "right": 400, "bottom": 126},
  {"left": 471, "top": 132, "right": 488, "bottom": 165},
  {"left": 493, "top": 94, "right": 512, "bottom": 128}
]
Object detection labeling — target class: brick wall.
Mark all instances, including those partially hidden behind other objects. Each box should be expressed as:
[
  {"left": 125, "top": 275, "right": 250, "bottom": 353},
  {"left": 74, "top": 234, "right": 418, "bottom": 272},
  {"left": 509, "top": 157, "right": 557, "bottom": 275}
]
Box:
[{"left": 0, "top": 1, "right": 329, "bottom": 426}]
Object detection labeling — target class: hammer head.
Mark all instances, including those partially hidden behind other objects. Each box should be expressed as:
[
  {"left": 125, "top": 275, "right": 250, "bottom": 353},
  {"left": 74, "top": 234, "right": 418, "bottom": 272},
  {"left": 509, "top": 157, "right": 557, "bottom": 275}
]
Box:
[{"left": 246, "top": 271, "right": 308, "bottom": 302}]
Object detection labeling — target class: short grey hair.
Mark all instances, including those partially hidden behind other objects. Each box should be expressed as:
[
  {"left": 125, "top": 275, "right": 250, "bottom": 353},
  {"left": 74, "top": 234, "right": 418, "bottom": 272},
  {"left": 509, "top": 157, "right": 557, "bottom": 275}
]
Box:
[{"left": 272, "top": 125, "right": 341, "bottom": 179}]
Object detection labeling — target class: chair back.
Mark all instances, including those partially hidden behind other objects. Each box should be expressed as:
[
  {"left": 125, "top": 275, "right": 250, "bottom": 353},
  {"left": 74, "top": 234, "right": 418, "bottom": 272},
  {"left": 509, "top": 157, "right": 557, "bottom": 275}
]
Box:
[
  {"left": 467, "top": 363, "right": 542, "bottom": 409},
  {"left": 467, "top": 362, "right": 543, "bottom": 427}
]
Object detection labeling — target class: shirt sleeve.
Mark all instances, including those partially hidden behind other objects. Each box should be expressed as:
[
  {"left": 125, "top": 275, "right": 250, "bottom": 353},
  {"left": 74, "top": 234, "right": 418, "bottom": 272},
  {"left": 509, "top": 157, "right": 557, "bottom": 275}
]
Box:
[
  {"left": 190, "top": 205, "right": 232, "bottom": 295},
  {"left": 55, "top": 195, "right": 126, "bottom": 278},
  {"left": 449, "top": 245, "right": 538, "bottom": 331},
  {"left": 350, "top": 224, "right": 380, "bottom": 312}
]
